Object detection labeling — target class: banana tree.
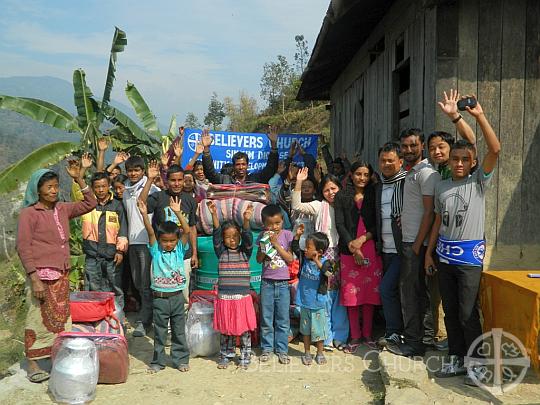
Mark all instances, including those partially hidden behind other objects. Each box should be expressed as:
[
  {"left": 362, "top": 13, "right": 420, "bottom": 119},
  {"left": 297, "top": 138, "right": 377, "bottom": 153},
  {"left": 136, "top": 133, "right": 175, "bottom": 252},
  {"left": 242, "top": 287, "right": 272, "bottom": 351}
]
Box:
[{"left": 0, "top": 28, "right": 127, "bottom": 193}]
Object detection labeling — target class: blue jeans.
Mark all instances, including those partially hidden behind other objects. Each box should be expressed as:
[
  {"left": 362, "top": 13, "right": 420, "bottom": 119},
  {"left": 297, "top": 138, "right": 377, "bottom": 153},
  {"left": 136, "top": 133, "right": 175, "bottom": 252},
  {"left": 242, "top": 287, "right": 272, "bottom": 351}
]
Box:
[
  {"left": 380, "top": 253, "right": 403, "bottom": 336},
  {"left": 324, "top": 289, "right": 349, "bottom": 346},
  {"left": 260, "top": 279, "right": 290, "bottom": 354}
]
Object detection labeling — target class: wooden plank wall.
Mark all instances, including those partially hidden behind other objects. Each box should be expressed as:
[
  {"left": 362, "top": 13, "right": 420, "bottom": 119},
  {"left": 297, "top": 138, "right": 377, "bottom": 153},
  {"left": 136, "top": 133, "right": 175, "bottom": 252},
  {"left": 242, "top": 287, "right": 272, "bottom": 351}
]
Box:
[{"left": 329, "top": 0, "right": 540, "bottom": 267}]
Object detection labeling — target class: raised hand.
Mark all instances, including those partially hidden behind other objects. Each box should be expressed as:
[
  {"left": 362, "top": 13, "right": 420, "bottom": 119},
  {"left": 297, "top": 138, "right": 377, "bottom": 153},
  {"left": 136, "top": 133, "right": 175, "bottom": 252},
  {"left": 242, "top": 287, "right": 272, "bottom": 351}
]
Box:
[
  {"left": 296, "top": 223, "right": 305, "bottom": 237},
  {"left": 147, "top": 160, "right": 160, "bottom": 179},
  {"left": 195, "top": 140, "right": 204, "bottom": 154},
  {"left": 289, "top": 140, "right": 297, "bottom": 157},
  {"left": 243, "top": 203, "right": 254, "bottom": 222},
  {"left": 81, "top": 152, "right": 93, "bottom": 169},
  {"left": 179, "top": 126, "right": 185, "bottom": 137},
  {"left": 173, "top": 141, "right": 183, "bottom": 158},
  {"left": 113, "top": 151, "right": 130, "bottom": 165},
  {"left": 206, "top": 200, "right": 217, "bottom": 215},
  {"left": 313, "top": 162, "right": 322, "bottom": 184},
  {"left": 437, "top": 89, "right": 460, "bottom": 117},
  {"left": 160, "top": 153, "right": 169, "bottom": 167},
  {"left": 137, "top": 198, "right": 148, "bottom": 215},
  {"left": 66, "top": 158, "right": 82, "bottom": 179},
  {"left": 266, "top": 125, "right": 278, "bottom": 146},
  {"left": 464, "top": 95, "right": 484, "bottom": 118},
  {"left": 169, "top": 195, "right": 182, "bottom": 212},
  {"left": 201, "top": 128, "right": 213, "bottom": 148},
  {"left": 296, "top": 167, "right": 309, "bottom": 182},
  {"left": 288, "top": 163, "right": 299, "bottom": 182},
  {"left": 97, "top": 137, "right": 109, "bottom": 152}
]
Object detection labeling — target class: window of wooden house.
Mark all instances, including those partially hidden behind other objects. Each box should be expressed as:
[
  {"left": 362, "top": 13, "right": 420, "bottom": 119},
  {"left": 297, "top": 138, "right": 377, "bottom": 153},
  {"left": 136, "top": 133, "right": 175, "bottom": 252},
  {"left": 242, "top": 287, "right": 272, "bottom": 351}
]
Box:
[{"left": 393, "top": 57, "right": 410, "bottom": 136}]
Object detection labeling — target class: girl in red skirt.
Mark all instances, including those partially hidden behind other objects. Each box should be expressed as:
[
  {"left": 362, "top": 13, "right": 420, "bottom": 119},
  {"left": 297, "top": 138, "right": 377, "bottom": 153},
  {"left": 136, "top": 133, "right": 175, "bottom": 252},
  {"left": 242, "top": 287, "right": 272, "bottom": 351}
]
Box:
[{"left": 206, "top": 201, "right": 257, "bottom": 369}]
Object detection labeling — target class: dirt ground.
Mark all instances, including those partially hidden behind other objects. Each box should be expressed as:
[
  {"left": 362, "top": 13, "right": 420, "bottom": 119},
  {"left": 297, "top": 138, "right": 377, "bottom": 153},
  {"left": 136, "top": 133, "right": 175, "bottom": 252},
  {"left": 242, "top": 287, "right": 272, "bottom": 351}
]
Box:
[{"left": 0, "top": 326, "right": 385, "bottom": 405}]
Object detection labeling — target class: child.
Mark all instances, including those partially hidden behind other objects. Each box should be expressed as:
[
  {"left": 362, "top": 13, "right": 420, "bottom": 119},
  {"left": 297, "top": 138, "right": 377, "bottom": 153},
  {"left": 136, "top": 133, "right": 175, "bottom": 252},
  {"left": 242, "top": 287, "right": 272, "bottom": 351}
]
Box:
[
  {"left": 256, "top": 204, "right": 294, "bottom": 364},
  {"left": 425, "top": 97, "right": 500, "bottom": 385},
  {"left": 206, "top": 200, "right": 257, "bottom": 369},
  {"left": 137, "top": 197, "right": 191, "bottom": 373},
  {"left": 82, "top": 172, "right": 128, "bottom": 311},
  {"left": 293, "top": 225, "right": 333, "bottom": 366},
  {"left": 123, "top": 156, "right": 160, "bottom": 337}
]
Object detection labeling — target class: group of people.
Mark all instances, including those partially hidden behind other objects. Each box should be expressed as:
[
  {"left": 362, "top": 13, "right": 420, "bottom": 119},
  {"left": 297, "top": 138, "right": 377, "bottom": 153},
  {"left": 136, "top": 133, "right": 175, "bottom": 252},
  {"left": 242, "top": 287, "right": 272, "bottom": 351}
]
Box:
[{"left": 16, "top": 90, "right": 499, "bottom": 386}]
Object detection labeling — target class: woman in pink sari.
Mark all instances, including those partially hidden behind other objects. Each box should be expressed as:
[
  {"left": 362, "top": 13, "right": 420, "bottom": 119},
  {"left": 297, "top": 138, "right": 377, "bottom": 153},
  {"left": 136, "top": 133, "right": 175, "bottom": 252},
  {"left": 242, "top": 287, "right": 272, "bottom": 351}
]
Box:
[{"left": 334, "top": 161, "right": 382, "bottom": 352}]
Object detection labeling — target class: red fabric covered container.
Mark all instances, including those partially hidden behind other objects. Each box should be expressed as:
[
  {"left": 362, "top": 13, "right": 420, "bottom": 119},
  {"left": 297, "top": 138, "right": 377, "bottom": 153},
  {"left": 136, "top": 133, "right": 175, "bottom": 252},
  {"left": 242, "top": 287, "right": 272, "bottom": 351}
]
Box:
[
  {"left": 53, "top": 332, "right": 129, "bottom": 384},
  {"left": 70, "top": 291, "right": 115, "bottom": 323}
]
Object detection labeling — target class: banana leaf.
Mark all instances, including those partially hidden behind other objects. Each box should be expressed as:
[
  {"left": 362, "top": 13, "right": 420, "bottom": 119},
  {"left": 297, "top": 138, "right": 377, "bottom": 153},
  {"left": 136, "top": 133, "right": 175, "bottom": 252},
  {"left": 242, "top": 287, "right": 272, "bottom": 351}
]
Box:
[
  {"left": 0, "top": 141, "right": 79, "bottom": 194},
  {"left": 73, "top": 69, "right": 99, "bottom": 130},
  {"left": 104, "top": 105, "right": 156, "bottom": 145},
  {"left": 99, "top": 27, "right": 127, "bottom": 124},
  {"left": 125, "top": 82, "right": 160, "bottom": 138},
  {"left": 0, "top": 95, "right": 79, "bottom": 132},
  {"left": 167, "top": 114, "right": 177, "bottom": 138}
]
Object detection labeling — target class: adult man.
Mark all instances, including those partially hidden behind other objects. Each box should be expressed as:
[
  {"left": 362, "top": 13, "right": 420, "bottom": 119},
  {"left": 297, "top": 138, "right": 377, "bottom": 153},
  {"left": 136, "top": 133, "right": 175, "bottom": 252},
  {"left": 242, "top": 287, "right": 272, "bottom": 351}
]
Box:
[
  {"left": 374, "top": 142, "right": 406, "bottom": 348},
  {"left": 201, "top": 127, "right": 279, "bottom": 184},
  {"left": 387, "top": 129, "right": 441, "bottom": 357}
]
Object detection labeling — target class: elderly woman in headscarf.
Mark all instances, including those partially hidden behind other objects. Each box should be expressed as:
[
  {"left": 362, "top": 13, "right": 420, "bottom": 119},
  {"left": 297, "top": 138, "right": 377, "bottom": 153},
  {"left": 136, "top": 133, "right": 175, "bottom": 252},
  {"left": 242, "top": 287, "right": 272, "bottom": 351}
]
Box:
[{"left": 16, "top": 159, "right": 96, "bottom": 383}]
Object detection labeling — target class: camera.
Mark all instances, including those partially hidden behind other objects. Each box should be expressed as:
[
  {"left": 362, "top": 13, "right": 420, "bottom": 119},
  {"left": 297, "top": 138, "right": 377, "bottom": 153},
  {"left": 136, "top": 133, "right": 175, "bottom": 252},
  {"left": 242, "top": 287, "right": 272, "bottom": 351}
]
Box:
[{"left": 457, "top": 96, "right": 477, "bottom": 111}]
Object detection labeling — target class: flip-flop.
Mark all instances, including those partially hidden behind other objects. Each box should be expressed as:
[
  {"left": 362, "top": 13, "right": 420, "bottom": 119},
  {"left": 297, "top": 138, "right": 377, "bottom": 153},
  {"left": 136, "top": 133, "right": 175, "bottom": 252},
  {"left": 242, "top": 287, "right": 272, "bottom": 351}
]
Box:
[
  {"left": 259, "top": 352, "right": 271, "bottom": 363},
  {"left": 343, "top": 343, "right": 361, "bottom": 354},
  {"left": 301, "top": 353, "right": 313, "bottom": 366},
  {"left": 315, "top": 353, "right": 327, "bottom": 365},
  {"left": 277, "top": 353, "right": 290, "bottom": 364},
  {"left": 146, "top": 364, "right": 164, "bottom": 374},
  {"left": 27, "top": 370, "right": 50, "bottom": 383},
  {"left": 177, "top": 364, "right": 190, "bottom": 372},
  {"left": 217, "top": 357, "right": 230, "bottom": 369}
]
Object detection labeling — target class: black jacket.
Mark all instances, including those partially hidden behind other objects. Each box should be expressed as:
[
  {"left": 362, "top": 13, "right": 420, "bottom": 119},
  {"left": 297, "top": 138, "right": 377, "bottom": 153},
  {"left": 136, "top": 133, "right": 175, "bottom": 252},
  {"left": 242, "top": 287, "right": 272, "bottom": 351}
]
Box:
[
  {"left": 374, "top": 180, "right": 404, "bottom": 255},
  {"left": 334, "top": 183, "right": 377, "bottom": 256},
  {"left": 291, "top": 238, "right": 333, "bottom": 295},
  {"left": 202, "top": 150, "right": 278, "bottom": 184}
]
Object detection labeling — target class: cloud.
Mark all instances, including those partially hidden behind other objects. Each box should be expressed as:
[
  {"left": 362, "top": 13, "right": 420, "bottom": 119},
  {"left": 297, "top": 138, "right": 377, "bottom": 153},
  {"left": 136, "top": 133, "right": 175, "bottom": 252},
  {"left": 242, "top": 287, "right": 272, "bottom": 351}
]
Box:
[{"left": 0, "top": 0, "right": 330, "bottom": 125}]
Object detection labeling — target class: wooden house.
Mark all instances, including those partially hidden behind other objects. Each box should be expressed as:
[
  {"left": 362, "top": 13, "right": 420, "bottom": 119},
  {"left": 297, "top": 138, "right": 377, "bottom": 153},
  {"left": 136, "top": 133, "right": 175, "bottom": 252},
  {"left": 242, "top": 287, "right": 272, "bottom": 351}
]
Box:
[{"left": 298, "top": 0, "right": 540, "bottom": 268}]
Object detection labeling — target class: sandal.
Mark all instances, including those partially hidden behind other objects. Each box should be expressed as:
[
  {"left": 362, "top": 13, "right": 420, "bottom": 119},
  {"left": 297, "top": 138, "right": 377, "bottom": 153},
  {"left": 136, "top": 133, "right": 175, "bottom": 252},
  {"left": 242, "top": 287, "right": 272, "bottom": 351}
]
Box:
[
  {"left": 343, "top": 343, "right": 361, "bottom": 354},
  {"left": 177, "top": 364, "right": 190, "bottom": 372},
  {"left": 364, "top": 339, "right": 379, "bottom": 350},
  {"left": 259, "top": 352, "right": 271, "bottom": 363},
  {"left": 27, "top": 370, "right": 50, "bottom": 383},
  {"left": 277, "top": 353, "right": 290, "bottom": 364},
  {"left": 315, "top": 353, "right": 327, "bottom": 365},
  {"left": 238, "top": 359, "right": 250, "bottom": 369},
  {"left": 334, "top": 340, "right": 346, "bottom": 351},
  {"left": 146, "top": 364, "right": 164, "bottom": 374},
  {"left": 217, "top": 357, "right": 230, "bottom": 369},
  {"left": 301, "top": 353, "right": 313, "bottom": 366}
]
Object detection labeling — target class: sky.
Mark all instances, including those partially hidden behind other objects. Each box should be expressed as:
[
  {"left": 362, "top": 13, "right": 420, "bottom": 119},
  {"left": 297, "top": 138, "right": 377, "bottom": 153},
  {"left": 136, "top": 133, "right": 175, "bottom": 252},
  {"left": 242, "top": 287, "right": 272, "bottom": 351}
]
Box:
[{"left": 0, "top": 0, "right": 329, "bottom": 127}]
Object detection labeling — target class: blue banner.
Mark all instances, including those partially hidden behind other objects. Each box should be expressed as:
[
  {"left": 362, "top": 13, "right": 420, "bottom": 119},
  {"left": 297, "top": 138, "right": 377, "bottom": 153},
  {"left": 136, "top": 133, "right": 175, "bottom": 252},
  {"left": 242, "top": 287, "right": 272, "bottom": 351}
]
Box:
[{"left": 181, "top": 128, "right": 319, "bottom": 172}]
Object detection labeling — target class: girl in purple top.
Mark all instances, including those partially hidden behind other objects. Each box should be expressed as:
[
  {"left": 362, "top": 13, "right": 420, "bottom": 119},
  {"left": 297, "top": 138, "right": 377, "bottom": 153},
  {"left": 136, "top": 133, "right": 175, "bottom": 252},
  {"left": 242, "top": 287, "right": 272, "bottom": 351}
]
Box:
[{"left": 256, "top": 204, "right": 294, "bottom": 364}]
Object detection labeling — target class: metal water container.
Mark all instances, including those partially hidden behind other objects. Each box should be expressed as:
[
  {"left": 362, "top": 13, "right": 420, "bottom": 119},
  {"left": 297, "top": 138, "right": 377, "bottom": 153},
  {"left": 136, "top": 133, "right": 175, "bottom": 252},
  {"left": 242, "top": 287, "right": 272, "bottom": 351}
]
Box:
[{"left": 49, "top": 338, "right": 99, "bottom": 404}]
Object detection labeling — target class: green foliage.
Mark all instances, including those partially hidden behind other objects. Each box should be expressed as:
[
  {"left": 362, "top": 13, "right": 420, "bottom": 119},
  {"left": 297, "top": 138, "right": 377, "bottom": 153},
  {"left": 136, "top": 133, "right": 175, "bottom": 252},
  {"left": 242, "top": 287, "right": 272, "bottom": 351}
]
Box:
[
  {"left": 0, "top": 95, "right": 79, "bottom": 133},
  {"left": 125, "top": 82, "right": 160, "bottom": 138},
  {"left": 100, "top": 27, "right": 127, "bottom": 122},
  {"left": 73, "top": 69, "right": 98, "bottom": 131},
  {"left": 223, "top": 92, "right": 258, "bottom": 132},
  {"left": 294, "top": 34, "right": 309, "bottom": 74},
  {"left": 0, "top": 141, "right": 79, "bottom": 194},
  {"left": 204, "top": 92, "right": 226, "bottom": 130},
  {"left": 184, "top": 112, "right": 201, "bottom": 128},
  {"left": 0, "top": 257, "right": 27, "bottom": 375},
  {"left": 260, "top": 55, "right": 294, "bottom": 115}
]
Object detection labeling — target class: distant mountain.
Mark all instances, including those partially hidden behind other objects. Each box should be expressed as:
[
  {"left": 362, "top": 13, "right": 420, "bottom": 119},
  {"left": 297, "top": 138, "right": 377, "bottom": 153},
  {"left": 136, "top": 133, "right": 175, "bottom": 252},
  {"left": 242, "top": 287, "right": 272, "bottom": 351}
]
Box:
[{"left": 0, "top": 76, "right": 136, "bottom": 170}]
